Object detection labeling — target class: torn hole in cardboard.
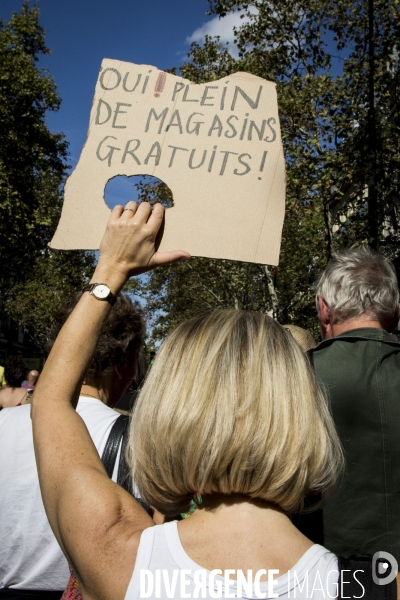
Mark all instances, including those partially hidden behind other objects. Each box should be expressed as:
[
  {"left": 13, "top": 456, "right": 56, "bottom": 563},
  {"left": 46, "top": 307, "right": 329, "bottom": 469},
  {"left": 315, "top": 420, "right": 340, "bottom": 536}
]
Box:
[{"left": 104, "top": 175, "right": 174, "bottom": 210}]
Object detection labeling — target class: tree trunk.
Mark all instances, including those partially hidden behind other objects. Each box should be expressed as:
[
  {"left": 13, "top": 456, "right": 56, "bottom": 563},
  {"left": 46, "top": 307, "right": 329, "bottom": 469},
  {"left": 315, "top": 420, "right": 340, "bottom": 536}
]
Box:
[
  {"left": 368, "top": 0, "right": 379, "bottom": 248},
  {"left": 264, "top": 266, "right": 279, "bottom": 318}
]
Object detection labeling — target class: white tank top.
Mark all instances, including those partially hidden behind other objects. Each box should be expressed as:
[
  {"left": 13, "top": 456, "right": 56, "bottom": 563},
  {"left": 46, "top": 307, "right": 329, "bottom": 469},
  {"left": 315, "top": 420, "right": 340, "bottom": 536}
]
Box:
[{"left": 125, "top": 521, "right": 340, "bottom": 599}]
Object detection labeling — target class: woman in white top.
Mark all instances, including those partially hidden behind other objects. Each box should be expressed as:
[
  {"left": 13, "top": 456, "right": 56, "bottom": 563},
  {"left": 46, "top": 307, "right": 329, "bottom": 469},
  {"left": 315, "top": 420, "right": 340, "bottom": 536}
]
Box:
[{"left": 31, "top": 202, "right": 388, "bottom": 600}]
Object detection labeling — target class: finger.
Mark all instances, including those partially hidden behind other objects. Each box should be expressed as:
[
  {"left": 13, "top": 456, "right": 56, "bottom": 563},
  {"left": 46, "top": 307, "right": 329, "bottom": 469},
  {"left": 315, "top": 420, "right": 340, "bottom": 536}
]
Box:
[
  {"left": 125, "top": 200, "right": 138, "bottom": 210},
  {"left": 147, "top": 202, "right": 165, "bottom": 230},
  {"left": 122, "top": 201, "right": 139, "bottom": 218},
  {"left": 133, "top": 201, "right": 152, "bottom": 223},
  {"left": 147, "top": 204, "right": 165, "bottom": 249},
  {"left": 109, "top": 205, "right": 125, "bottom": 221},
  {"left": 150, "top": 250, "right": 191, "bottom": 268}
]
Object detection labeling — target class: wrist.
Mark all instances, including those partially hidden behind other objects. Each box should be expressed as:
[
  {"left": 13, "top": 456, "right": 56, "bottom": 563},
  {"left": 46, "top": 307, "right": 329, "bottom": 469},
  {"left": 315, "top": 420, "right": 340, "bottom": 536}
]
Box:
[{"left": 90, "top": 263, "right": 129, "bottom": 294}]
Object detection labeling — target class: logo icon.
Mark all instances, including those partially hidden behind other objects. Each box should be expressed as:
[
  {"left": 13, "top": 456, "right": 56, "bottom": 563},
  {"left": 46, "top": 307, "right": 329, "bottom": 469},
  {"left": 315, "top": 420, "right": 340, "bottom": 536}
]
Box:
[{"left": 372, "top": 551, "right": 398, "bottom": 586}]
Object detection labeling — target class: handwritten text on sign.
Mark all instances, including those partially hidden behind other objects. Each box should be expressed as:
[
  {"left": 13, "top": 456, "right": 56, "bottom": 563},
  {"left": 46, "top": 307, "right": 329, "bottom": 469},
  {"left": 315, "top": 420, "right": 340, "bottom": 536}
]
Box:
[{"left": 95, "top": 66, "right": 277, "bottom": 178}]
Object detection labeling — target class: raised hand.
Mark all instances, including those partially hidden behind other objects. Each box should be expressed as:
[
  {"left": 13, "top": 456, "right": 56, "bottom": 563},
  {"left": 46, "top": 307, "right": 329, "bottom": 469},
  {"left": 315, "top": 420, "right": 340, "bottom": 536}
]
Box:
[{"left": 98, "top": 201, "right": 190, "bottom": 279}]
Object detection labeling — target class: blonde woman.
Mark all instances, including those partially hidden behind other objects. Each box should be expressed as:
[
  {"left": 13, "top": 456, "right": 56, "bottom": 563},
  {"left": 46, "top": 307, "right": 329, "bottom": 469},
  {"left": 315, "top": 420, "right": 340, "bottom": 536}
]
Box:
[{"left": 31, "top": 202, "right": 398, "bottom": 600}]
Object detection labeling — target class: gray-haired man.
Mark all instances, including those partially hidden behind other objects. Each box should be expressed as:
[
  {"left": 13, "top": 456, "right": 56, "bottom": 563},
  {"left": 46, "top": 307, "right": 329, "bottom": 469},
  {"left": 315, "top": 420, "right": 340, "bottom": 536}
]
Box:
[{"left": 309, "top": 246, "right": 400, "bottom": 561}]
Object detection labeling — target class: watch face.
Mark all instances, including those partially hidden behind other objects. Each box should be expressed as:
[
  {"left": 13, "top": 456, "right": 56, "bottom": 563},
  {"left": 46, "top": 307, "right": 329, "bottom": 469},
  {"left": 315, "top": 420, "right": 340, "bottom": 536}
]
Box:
[{"left": 93, "top": 284, "right": 110, "bottom": 299}]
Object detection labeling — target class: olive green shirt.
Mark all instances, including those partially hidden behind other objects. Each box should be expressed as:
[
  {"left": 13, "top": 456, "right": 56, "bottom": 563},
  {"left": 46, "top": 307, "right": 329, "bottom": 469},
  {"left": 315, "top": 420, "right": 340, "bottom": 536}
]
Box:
[{"left": 309, "top": 328, "right": 400, "bottom": 561}]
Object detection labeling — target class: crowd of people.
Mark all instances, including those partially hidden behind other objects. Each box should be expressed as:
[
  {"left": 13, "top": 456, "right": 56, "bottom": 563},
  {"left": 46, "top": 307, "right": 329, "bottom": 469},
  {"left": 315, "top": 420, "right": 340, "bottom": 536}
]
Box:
[{"left": 0, "top": 201, "right": 399, "bottom": 600}]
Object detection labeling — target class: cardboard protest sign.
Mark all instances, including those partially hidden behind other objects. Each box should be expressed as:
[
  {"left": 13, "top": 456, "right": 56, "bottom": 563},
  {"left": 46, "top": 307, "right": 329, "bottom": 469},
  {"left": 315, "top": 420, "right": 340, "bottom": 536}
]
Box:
[{"left": 50, "top": 59, "right": 286, "bottom": 265}]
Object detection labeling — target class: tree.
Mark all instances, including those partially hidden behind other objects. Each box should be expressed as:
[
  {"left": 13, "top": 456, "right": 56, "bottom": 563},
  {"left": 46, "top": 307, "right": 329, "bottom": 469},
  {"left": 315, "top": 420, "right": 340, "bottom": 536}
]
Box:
[
  {"left": 208, "top": 0, "right": 400, "bottom": 253},
  {"left": 0, "top": 3, "right": 94, "bottom": 349},
  {"left": 6, "top": 249, "right": 94, "bottom": 347}
]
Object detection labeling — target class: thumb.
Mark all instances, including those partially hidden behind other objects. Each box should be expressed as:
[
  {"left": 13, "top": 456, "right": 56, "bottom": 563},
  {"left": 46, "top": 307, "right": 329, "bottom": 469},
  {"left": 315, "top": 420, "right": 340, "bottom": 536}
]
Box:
[{"left": 151, "top": 250, "right": 191, "bottom": 268}]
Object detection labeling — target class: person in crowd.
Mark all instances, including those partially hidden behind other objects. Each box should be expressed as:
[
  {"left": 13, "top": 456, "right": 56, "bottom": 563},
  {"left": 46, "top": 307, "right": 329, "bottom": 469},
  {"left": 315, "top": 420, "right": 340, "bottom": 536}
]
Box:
[
  {"left": 0, "top": 363, "right": 6, "bottom": 388},
  {"left": 309, "top": 246, "right": 400, "bottom": 561},
  {"left": 22, "top": 369, "right": 40, "bottom": 390},
  {"left": 29, "top": 201, "right": 369, "bottom": 600},
  {"left": 282, "top": 324, "right": 317, "bottom": 352},
  {"left": 0, "top": 355, "right": 29, "bottom": 409},
  {"left": 0, "top": 292, "right": 144, "bottom": 599},
  {"left": 115, "top": 350, "right": 148, "bottom": 413}
]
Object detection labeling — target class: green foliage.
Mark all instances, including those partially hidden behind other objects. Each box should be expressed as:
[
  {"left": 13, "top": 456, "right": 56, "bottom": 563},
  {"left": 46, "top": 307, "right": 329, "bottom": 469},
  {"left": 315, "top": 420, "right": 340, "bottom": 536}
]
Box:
[
  {"left": 134, "top": 176, "right": 174, "bottom": 208},
  {"left": 128, "top": 259, "right": 274, "bottom": 341},
  {"left": 6, "top": 249, "right": 94, "bottom": 348},
  {"left": 0, "top": 3, "right": 94, "bottom": 349},
  {"left": 209, "top": 0, "right": 400, "bottom": 252}
]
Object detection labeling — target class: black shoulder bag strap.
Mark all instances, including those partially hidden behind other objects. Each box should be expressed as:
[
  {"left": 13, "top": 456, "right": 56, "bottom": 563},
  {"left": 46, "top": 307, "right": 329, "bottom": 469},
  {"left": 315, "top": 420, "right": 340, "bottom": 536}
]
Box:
[
  {"left": 101, "top": 414, "right": 128, "bottom": 478},
  {"left": 101, "top": 414, "right": 152, "bottom": 515},
  {"left": 117, "top": 417, "right": 132, "bottom": 491},
  {"left": 338, "top": 555, "right": 397, "bottom": 600}
]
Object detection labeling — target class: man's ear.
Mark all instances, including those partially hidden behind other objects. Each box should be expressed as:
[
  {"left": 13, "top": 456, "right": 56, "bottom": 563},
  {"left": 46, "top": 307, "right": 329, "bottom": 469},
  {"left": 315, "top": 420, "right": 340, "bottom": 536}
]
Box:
[{"left": 317, "top": 296, "right": 333, "bottom": 339}]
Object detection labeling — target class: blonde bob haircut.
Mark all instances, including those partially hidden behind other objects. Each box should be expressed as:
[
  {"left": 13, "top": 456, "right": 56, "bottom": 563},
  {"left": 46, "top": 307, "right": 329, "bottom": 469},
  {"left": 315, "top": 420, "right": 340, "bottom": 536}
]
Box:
[{"left": 128, "top": 310, "right": 343, "bottom": 516}]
